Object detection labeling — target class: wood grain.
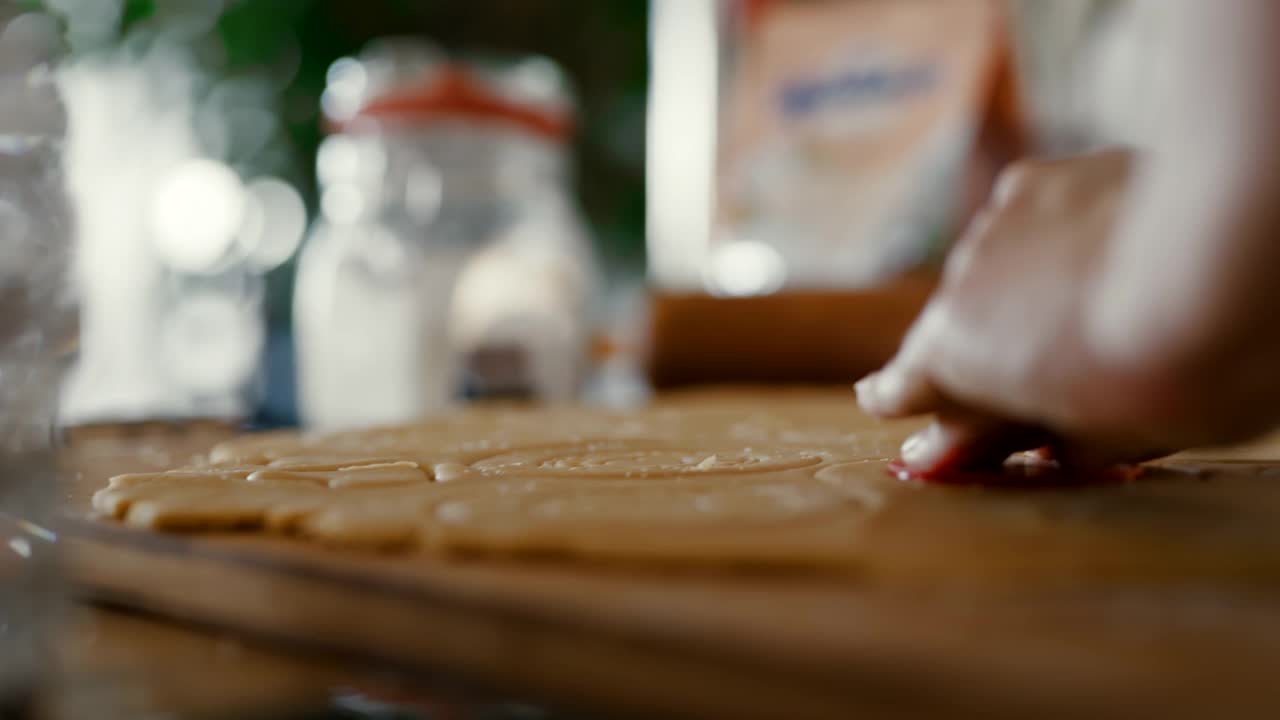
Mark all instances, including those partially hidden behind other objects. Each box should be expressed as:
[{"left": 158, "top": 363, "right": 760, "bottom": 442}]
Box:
[{"left": 57, "top": 400, "right": 1280, "bottom": 720}]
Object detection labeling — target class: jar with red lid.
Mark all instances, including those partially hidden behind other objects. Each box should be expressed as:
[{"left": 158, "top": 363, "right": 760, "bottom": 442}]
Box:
[{"left": 295, "top": 41, "right": 595, "bottom": 429}]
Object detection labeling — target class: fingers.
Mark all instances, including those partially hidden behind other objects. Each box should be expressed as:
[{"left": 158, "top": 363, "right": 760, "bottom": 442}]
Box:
[
  {"left": 859, "top": 149, "right": 1152, "bottom": 474},
  {"left": 854, "top": 367, "right": 946, "bottom": 418},
  {"left": 898, "top": 414, "right": 1052, "bottom": 475},
  {"left": 857, "top": 297, "right": 957, "bottom": 418},
  {"left": 991, "top": 162, "right": 1033, "bottom": 207},
  {"left": 942, "top": 207, "right": 996, "bottom": 284},
  {"left": 1043, "top": 437, "right": 1174, "bottom": 470},
  {"left": 894, "top": 417, "right": 1170, "bottom": 479}
]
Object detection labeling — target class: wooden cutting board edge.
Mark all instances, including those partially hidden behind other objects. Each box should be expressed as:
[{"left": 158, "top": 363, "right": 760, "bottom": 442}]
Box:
[{"left": 63, "top": 517, "right": 1128, "bottom": 720}]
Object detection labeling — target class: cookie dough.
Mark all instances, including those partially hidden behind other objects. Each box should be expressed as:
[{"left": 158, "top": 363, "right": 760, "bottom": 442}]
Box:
[
  {"left": 92, "top": 391, "right": 921, "bottom": 568},
  {"left": 90, "top": 391, "right": 1280, "bottom": 579}
]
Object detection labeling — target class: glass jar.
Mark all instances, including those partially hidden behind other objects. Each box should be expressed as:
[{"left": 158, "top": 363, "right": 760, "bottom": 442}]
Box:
[
  {"left": 452, "top": 56, "right": 597, "bottom": 401},
  {"left": 296, "top": 47, "right": 595, "bottom": 429}
]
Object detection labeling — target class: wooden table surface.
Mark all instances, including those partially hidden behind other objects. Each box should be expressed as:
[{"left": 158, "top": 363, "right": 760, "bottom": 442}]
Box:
[{"left": 51, "top": 411, "right": 1280, "bottom": 720}]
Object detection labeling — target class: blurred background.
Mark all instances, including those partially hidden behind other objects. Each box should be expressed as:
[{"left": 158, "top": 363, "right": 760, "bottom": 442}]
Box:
[
  {"left": 6, "top": 0, "right": 650, "bottom": 431},
  {"left": 0, "top": 0, "right": 1152, "bottom": 433}
]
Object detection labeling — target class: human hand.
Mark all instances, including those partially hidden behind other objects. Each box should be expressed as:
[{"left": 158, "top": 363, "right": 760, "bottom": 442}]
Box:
[{"left": 857, "top": 150, "right": 1178, "bottom": 474}]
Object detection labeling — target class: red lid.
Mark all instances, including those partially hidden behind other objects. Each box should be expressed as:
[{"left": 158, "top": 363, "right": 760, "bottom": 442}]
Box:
[{"left": 333, "top": 64, "right": 571, "bottom": 141}]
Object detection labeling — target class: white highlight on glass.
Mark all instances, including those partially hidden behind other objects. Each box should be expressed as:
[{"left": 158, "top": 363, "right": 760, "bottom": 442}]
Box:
[
  {"left": 317, "top": 135, "right": 385, "bottom": 225},
  {"left": 7, "top": 536, "right": 31, "bottom": 559},
  {"left": 316, "top": 134, "right": 359, "bottom": 183},
  {"left": 318, "top": 133, "right": 387, "bottom": 184}
]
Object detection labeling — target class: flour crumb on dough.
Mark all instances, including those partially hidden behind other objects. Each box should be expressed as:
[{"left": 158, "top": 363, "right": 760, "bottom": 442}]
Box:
[{"left": 433, "top": 462, "right": 467, "bottom": 481}]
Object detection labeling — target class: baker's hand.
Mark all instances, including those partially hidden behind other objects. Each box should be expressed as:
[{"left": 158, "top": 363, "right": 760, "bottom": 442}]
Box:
[{"left": 857, "top": 150, "right": 1184, "bottom": 473}]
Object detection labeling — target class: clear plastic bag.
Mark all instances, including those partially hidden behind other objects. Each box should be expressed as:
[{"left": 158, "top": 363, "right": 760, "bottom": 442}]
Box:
[{"left": 0, "top": 5, "right": 73, "bottom": 709}]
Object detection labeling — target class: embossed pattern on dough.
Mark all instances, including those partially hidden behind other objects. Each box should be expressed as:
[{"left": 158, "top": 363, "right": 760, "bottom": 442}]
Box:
[{"left": 93, "top": 391, "right": 922, "bottom": 567}]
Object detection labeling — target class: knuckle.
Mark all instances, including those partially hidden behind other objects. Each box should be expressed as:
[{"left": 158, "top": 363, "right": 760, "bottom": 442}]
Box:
[
  {"left": 991, "top": 157, "right": 1061, "bottom": 206},
  {"left": 946, "top": 204, "right": 1002, "bottom": 282},
  {"left": 991, "top": 163, "right": 1035, "bottom": 205},
  {"left": 943, "top": 231, "right": 980, "bottom": 283}
]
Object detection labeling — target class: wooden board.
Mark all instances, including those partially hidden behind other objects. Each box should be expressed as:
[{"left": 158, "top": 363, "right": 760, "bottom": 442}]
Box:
[
  {"left": 57, "top": 604, "right": 531, "bottom": 719},
  {"left": 56, "top": 405, "right": 1280, "bottom": 720},
  {"left": 646, "top": 275, "right": 936, "bottom": 387},
  {"left": 57, "top": 606, "right": 358, "bottom": 719}
]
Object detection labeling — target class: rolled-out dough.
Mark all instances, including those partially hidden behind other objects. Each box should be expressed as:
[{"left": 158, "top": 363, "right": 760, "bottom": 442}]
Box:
[
  {"left": 93, "top": 391, "right": 920, "bottom": 568},
  {"left": 90, "top": 390, "right": 1280, "bottom": 579}
]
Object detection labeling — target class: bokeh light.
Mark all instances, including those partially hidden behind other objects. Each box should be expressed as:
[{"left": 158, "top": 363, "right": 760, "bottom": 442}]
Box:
[
  {"left": 239, "top": 177, "right": 306, "bottom": 272},
  {"left": 321, "top": 183, "right": 365, "bottom": 225},
  {"left": 149, "top": 158, "right": 246, "bottom": 273},
  {"left": 704, "top": 240, "right": 787, "bottom": 297},
  {"left": 320, "top": 57, "right": 368, "bottom": 123}
]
